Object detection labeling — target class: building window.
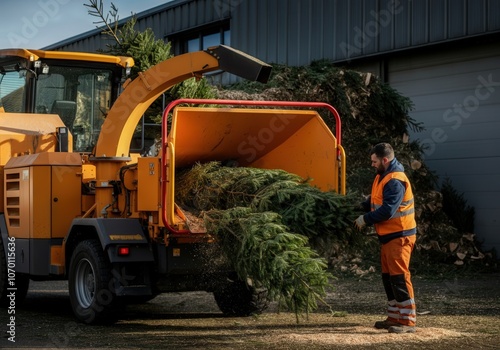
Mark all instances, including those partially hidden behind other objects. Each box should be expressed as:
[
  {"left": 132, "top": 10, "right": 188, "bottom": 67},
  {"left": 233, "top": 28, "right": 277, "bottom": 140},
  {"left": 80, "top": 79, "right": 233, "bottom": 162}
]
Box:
[
  {"left": 203, "top": 32, "right": 222, "bottom": 49},
  {"left": 185, "top": 29, "right": 230, "bottom": 52},
  {"left": 181, "top": 24, "right": 230, "bottom": 53},
  {"left": 187, "top": 38, "right": 200, "bottom": 52},
  {"left": 168, "top": 19, "right": 230, "bottom": 55}
]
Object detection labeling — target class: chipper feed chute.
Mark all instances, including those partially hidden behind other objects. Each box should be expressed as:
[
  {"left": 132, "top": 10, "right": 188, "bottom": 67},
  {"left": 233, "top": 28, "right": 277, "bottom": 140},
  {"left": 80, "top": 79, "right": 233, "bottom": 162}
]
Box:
[{"left": 161, "top": 100, "right": 345, "bottom": 232}]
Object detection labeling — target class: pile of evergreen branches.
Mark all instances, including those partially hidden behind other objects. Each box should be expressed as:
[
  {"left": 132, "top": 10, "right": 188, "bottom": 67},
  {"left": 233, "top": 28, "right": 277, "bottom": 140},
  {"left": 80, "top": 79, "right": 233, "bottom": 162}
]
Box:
[
  {"left": 175, "top": 162, "right": 360, "bottom": 318},
  {"left": 176, "top": 162, "right": 357, "bottom": 240}
]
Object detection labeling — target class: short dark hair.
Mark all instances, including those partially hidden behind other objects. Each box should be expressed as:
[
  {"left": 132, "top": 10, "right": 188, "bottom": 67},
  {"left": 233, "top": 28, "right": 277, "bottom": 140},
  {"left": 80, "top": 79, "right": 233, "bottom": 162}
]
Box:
[{"left": 370, "top": 143, "right": 394, "bottom": 159}]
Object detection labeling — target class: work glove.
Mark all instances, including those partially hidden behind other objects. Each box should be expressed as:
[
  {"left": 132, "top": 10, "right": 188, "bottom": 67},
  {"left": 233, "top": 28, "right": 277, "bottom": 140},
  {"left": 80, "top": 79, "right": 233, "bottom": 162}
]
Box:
[{"left": 354, "top": 215, "right": 366, "bottom": 231}]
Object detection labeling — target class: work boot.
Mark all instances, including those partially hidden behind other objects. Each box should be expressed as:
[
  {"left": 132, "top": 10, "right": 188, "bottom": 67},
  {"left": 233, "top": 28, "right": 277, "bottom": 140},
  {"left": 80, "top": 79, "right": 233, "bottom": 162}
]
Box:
[
  {"left": 374, "top": 319, "right": 401, "bottom": 329},
  {"left": 388, "top": 325, "right": 416, "bottom": 333}
]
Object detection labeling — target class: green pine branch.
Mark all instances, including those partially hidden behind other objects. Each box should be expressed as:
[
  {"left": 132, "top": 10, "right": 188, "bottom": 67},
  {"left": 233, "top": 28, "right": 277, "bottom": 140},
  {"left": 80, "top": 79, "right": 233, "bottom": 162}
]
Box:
[
  {"left": 203, "top": 207, "right": 332, "bottom": 321},
  {"left": 176, "top": 162, "right": 362, "bottom": 320}
]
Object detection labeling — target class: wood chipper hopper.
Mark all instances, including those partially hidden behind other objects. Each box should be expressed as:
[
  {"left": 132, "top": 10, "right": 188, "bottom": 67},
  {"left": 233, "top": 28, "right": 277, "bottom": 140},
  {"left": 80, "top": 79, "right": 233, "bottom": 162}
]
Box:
[{"left": 161, "top": 99, "right": 346, "bottom": 232}]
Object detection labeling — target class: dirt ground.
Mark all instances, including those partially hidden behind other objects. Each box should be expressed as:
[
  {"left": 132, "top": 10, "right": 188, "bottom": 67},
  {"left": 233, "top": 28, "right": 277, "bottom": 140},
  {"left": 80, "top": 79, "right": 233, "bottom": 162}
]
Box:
[{"left": 1, "top": 272, "right": 499, "bottom": 349}]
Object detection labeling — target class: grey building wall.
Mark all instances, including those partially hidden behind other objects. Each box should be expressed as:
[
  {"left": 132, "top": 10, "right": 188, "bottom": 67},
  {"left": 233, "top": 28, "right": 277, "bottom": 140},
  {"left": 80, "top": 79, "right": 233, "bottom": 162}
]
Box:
[
  {"left": 389, "top": 42, "right": 500, "bottom": 253},
  {"left": 228, "top": 0, "right": 500, "bottom": 65},
  {"left": 47, "top": 0, "right": 500, "bottom": 65}
]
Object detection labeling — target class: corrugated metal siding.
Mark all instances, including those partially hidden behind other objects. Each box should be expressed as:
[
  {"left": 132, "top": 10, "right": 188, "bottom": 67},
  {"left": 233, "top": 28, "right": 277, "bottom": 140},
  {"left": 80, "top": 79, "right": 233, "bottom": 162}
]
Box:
[
  {"left": 468, "top": 0, "right": 487, "bottom": 34},
  {"left": 47, "top": 0, "right": 500, "bottom": 67},
  {"left": 411, "top": 0, "right": 428, "bottom": 46},
  {"left": 135, "top": 0, "right": 226, "bottom": 34},
  {"left": 228, "top": 0, "right": 500, "bottom": 65},
  {"left": 389, "top": 43, "right": 500, "bottom": 253}
]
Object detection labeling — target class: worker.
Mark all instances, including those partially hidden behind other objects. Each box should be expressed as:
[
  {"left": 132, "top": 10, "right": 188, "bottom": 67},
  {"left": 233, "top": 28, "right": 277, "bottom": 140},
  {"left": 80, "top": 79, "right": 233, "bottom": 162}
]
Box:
[{"left": 354, "top": 142, "right": 417, "bottom": 334}]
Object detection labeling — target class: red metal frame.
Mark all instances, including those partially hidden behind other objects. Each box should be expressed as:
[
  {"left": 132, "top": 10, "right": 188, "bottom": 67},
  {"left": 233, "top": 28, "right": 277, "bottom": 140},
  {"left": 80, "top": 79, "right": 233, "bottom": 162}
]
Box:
[{"left": 160, "top": 98, "right": 342, "bottom": 233}]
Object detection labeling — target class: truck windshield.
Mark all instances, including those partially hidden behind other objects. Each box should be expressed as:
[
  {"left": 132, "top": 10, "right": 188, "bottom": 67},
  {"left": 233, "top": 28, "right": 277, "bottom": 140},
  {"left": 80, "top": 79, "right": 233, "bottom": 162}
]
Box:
[{"left": 35, "top": 66, "right": 113, "bottom": 152}]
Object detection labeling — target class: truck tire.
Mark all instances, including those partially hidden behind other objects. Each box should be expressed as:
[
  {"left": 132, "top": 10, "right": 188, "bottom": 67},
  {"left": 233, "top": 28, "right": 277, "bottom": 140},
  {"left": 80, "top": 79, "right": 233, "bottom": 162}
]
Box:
[
  {"left": 213, "top": 277, "right": 268, "bottom": 317},
  {"left": 0, "top": 238, "right": 29, "bottom": 307},
  {"left": 68, "top": 239, "right": 120, "bottom": 323}
]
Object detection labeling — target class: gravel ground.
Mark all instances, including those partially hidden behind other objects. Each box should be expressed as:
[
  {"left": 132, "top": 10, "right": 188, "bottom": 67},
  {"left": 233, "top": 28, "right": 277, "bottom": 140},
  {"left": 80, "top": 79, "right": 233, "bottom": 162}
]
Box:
[{"left": 1, "top": 272, "right": 499, "bottom": 349}]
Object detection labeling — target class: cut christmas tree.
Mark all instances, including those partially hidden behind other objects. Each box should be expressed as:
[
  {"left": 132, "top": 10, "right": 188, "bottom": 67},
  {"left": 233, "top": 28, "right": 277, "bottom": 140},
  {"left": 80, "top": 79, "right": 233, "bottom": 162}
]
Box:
[{"left": 175, "top": 162, "right": 360, "bottom": 319}]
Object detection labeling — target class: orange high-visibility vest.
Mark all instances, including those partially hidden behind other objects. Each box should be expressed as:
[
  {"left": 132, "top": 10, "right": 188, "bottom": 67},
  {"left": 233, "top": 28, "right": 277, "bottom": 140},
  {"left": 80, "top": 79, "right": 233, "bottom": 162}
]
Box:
[{"left": 370, "top": 171, "right": 416, "bottom": 236}]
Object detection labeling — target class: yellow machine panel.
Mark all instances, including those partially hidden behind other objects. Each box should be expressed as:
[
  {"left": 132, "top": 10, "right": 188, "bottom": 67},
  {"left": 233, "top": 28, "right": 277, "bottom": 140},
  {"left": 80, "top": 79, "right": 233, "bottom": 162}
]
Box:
[
  {"left": 51, "top": 165, "right": 82, "bottom": 239},
  {"left": 0, "top": 113, "right": 72, "bottom": 163},
  {"left": 4, "top": 153, "right": 82, "bottom": 240},
  {"left": 81, "top": 163, "right": 96, "bottom": 183},
  {"left": 31, "top": 166, "right": 51, "bottom": 239},
  {"left": 137, "top": 157, "right": 160, "bottom": 211},
  {"left": 0, "top": 113, "right": 72, "bottom": 213}
]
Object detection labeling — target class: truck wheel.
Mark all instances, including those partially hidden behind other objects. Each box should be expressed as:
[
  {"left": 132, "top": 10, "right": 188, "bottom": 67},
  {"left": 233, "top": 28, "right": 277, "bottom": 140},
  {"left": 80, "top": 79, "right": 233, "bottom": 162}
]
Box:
[
  {"left": 213, "top": 277, "right": 268, "bottom": 317},
  {"left": 69, "top": 240, "right": 119, "bottom": 323},
  {"left": 0, "top": 238, "right": 29, "bottom": 307}
]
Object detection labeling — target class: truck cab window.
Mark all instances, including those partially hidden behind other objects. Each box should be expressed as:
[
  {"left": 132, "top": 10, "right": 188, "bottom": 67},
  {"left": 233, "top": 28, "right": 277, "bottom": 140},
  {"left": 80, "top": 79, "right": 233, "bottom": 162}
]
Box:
[
  {"left": 0, "top": 70, "right": 26, "bottom": 113},
  {"left": 35, "top": 67, "right": 112, "bottom": 153}
]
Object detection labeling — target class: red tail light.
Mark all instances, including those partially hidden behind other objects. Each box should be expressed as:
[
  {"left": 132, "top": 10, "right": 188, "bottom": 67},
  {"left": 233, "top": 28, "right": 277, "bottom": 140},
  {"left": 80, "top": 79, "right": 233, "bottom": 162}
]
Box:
[{"left": 117, "top": 246, "right": 130, "bottom": 256}]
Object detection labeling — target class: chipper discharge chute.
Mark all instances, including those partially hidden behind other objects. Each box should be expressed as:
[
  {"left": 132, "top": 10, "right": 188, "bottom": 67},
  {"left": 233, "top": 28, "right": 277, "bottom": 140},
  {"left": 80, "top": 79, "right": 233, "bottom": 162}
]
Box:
[{"left": 161, "top": 99, "right": 346, "bottom": 232}]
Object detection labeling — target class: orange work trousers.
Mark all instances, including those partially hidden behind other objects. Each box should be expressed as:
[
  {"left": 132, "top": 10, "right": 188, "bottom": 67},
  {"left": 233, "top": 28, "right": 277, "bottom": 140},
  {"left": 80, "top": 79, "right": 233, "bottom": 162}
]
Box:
[{"left": 380, "top": 235, "right": 416, "bottom": 327}]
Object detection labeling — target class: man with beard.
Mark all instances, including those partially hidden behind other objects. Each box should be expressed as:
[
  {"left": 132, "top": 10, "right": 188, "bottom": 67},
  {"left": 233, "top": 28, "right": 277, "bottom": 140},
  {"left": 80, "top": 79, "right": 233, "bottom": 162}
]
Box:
[{"left": 354, "top": 143, "right": 417, "bottom": 334}]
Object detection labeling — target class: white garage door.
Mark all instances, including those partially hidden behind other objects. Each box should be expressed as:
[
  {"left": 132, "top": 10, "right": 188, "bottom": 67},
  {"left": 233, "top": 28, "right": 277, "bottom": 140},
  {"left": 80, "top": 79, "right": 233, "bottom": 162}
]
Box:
[{"left": 389, "top": 43, "right": 500, "bottom": 254}]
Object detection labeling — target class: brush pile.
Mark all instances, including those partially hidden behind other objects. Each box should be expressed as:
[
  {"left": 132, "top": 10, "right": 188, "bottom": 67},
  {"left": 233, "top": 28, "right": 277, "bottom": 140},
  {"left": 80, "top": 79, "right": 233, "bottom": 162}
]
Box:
[{"left": 175, "top": 162, "right": 360, "bottom": 317}]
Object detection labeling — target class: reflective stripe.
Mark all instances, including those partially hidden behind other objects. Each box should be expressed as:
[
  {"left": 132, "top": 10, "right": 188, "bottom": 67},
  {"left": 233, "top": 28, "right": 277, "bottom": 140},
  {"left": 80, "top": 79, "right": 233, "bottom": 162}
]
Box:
[
  {"left": 387, "top": 301, "right": 400, "bottom": 320},
  {"left": 401, "top": 198, "right": 414, "bottom": 206},
  {"left": 398, "top": 298, "right": 415, "bottom": 307},
  {"left": 390, "top": 208, "right": 415, "bottom": 219},
  {"left": 388, "top": 306, "right": 399, "bottom": 312},
  {"left": 374, "top": 200, "right": 414, "bottom": 210},
  {"left": 400, "top": 315, "right": 417, "bottom": 322},
  {"left": 387, "top": 312, "right": 400, "bottom": 319},
  {"left": 397, "top": 298, "right": 417, "bottom": 323},
  {"left": 400, "top": 308, "right": 416, "bottom": 316}
]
